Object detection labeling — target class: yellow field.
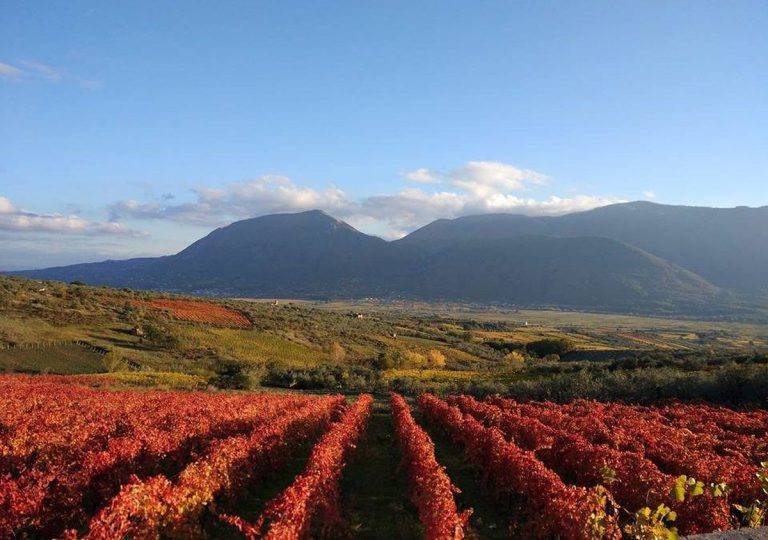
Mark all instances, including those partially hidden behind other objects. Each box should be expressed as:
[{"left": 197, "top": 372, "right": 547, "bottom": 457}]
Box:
[
  {"left": 174, "top": 326, "right": 328, "bottom": 367},
  {"left": 374, "top": 335, "right": 486, "bottom": 365},
  {"left": 76, "top": 371, "right": 207, "bottom": 389},
  {"left": 381, "top": 368, "right": 491, "bottom": 383},
  {"left": 473, "top": 328, "right": 616, "bottom": 351}
]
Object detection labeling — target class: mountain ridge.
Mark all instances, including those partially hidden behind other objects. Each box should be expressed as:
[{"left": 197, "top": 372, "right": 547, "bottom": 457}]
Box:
[
  {"left": 5, "top": 203, "right": 766, "bottom": 315},
  {"left": 398, "top": 201, "right": 768, "bottom": 292}
]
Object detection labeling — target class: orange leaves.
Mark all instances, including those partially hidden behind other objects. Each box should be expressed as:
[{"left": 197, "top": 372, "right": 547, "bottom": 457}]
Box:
[
  {"left": 391, "top": 393, "right": 470, "bottom": 540},
  {"left": 0, "top": 375, "right": 336, "bottom": 538},
  {"left": 83, "top": 395, "right": 342, "bottom": 539},
  {"left": 464, "top": 395, "right": 766, "bottom": 535},
  {"left": 116, "top": 297, "right": 252, "bottom": 327},
  {"left": 2, "top": 374, "right": 761, "bottom": 539},
  {"left": 419, "top": 394, "right": 623, "bottom": 540},
  {"left": 227, "top": 394, "right": 373, "bottom": 540}
]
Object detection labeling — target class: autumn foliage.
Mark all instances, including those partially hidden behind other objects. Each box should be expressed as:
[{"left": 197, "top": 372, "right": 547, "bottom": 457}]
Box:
[
  {"left": 124, "top": 297, "right": 252, "bottom": 327},
  {"left": 391, "top": 392, "right": 471, "bottom": 540},
  {"left": 1, "top": 374, "right": 765, "bottom": 539},
  {"left": 0, "top": 376, "right": 340, "bottom": 538},
  {"left": 225, "top": 394, "right": 374, "bottom": 539},
  {"left": 419, "top": 393, "right": 623, "bottom": 539}
]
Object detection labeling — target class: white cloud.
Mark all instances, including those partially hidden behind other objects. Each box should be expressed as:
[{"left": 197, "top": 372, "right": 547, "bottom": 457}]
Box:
[
  {"left": 404, "top": 168, "right": 441, "bottom": 184},
  {"left": 643, "top": 190, "right": 656, "bottom": 199},
  {"left": 0, "top": 196, "right": 15, "bottom": 213},
  {"left": 19, "top": 61, "right": 62, "bottom": 81},
  {"left": 357, "top": 190, "right": 621, "bottom": 237},
  {"left": 107, "top": 161, "right": 620, "bottom": 238},
  {"left": 449, "top": 160, "right": 548, "bottom": 197},
  {"left": 0, "top": 62, "right": 22, "bottom": 80},
  {"left": 1, "top": 59, "right": 99, "bottom": 88},
  {"left": 109, "top": 175, "right": 352, "bottom": 226},
  {"left": 360, "top": 189, "right": 466, "bottom": 231},
  {"left": 226, "top": 175, "right": 349, "bottom": 216},
  {"left": 404, "top": 161, "right": 547, "bottom": 193},
  {"left": 0, "top": 196, "right": 145, "bottom": 237}
]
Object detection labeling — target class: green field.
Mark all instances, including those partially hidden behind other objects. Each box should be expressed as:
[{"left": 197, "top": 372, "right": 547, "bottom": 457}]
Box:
[
  {"left": 0, "top": 343, "right": 105, "bottom": 374},
  {"left": 0, "top": 276, "right": 766, "bottom": 406}
]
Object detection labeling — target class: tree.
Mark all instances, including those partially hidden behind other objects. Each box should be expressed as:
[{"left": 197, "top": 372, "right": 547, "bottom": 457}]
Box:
[
  {"left": 426, "top": 349, "right": 447, "bottom": 368},
  {"left": 526, "top": 338, "right": 573, "bottom": 358},
  {"left": 376, "top": 349, "right": 406, "bottom": 370},
  {"left": 209, "top": 360, "right": 251, "bottom": 390},
  {"left": 504, "top": 350, "right": 526, "bottom": 363},
  {"left": 403, "top": 350, "right": 426, "bottom": 368}
]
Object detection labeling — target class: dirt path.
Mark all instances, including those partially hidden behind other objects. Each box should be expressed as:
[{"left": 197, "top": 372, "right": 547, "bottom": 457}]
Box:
[
  {"left": 418, "top": 410, "right": 513, "bottom": 540},
  {"left": 341, "top": 400, "right": 422, "bottom": 539}
]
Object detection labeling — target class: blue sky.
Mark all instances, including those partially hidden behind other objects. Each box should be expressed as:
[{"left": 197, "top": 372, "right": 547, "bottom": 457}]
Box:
[{"left": 1, "top": 1, "right": 767, "bottom": 269}]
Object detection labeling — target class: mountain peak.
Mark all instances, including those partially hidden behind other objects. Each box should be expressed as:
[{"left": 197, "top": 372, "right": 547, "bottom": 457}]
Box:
[
  {"left": 6, "top": 203, "right": 767, "bottom": 314},
  {"left": 216, "top": 208, "right": 361, "bottom": 235}
]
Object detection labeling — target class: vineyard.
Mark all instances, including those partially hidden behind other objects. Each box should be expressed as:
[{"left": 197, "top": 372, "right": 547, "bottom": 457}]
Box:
[
  {"left": 0, "top": 375, "right": 766, "bottom": 539},
  {"left": 121, "top": 298, "right": 253, "bottom": 328}
]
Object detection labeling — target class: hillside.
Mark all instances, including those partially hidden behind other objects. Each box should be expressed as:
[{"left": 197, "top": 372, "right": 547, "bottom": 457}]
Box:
[
  {"left": 410, "top": 235, "right": 719, "bottom": 310},
  {"left": 162, "top": 210, "right": 420, "bottom": 297},
  {"left": 399, "top": 202, "right": 768, "bottom": 293},
  {"left": 7, "top": 208, "right": 727, "bottom": 313},
  {"left": 1, "top": 275, "right": 766, "bottom": 400},
  {"left": 8, "top": 203, "right": 768, "bottom": 314}
]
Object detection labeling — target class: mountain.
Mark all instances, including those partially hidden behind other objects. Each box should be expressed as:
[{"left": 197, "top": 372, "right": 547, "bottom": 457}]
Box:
[
  {"left": 155, "top": 210, "right": 420, "bottom": 297},
  {"left": 13, "top": 211, "right": 418, "bottom": 297},
  {"left": 398, "top": 201, "right": 768, "bottom": 293},
  {"left": 4, "top": 206, "right": 745, "bottom": 314},
  {"left": 410, "top": 236, "right": 718, "bottom": 310}
]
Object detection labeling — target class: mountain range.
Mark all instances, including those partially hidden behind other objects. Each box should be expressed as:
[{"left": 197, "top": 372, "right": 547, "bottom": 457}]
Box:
[{"left": 6, "top": 202, "right": 768, "bottom": 315}]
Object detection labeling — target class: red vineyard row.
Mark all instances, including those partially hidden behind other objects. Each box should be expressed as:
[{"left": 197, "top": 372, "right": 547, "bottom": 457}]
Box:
[
  {"left": 1, "top": 375, "right": 765, "bottom": 539},
  {"left": 112, "top": 297, "right": 252, "bottom": 327},
  {"left": 391, "top": 392, "right": 471, "bottom": 540}
]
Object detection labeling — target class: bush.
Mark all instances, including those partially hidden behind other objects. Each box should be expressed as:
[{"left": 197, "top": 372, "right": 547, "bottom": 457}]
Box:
[
  {"left": 209, "top": 360, "right": 252, "bottom": 390},
  {"left": 375, "top": 349, "right": 405, "bottom": 370},
  {"left": 328, "top": 341, "right": 346, "bottom": 362},
  {"left": 403, "top": 350, "right": 426, "bottom": 368},
  {"left": 426, "top": 349, "right": 447, "bottom": 368},
  {"left": 504, "top": 350, "right": 526, "bottom": 363},
  {"left": 526, "top": 338, "right": 574, "bottom": 358},
  {"left": 143, "top": 324, "right": 181, "bottom": 350},
  {"left": 502, "top": 364, "right": 768, "bottom": 406},
  {"left": 261, "top": 364, "right": 381, "bottom": 392},
  {"left": 101, "top": 350, "right": 128, "bottom": 372}
]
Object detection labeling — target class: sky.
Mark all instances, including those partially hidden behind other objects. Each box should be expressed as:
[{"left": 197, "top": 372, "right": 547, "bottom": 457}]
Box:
[{"left": 1, "top": 1, "right": 767, "bottom": 270}]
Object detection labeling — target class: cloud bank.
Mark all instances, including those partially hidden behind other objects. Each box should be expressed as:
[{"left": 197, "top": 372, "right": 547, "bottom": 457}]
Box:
[
  {"left": 1, "top": 161, "right": 623, "bottom": 269},
  {"left": 0, "top": 62, "right": 23, "bottom": 80},
  {"left": 0, "top": 197, "right": 145, "bottom": 237},
  {"left": 109, "top": 161, "right": 622, "bottom": 238},
  {"left": 0, "top": 59, "right": 100, "bottom": 88}
]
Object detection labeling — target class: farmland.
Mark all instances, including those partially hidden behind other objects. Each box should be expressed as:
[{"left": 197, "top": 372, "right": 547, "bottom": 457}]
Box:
[
  {"left": 117, "top": 298, "right": 253, "bottom": 328},
  {"left": 1, "top": 375, "right": 766, "bottom": 539},
  {"left": 0, "top": 276, "right": 767, "bottom": 537}
]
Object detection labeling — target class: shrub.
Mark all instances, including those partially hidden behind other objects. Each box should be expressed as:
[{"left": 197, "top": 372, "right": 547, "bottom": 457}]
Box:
[
  {"left": 504, "top": 351, "right": 526, "bottom": 363},
  {"left": 403, "top": 350, "right": 426, "bottom": 368},
  {"left": 526, "top": 338, "right": 574, "bottom": 357},
  {"left": 101, "top": 350, "right": 128, "bottom": 372},
  {"left": 426, "top": 349, "right": 447, "bottom": 368},
  {"left": 376, "top": 349, "right": 406, "bottom": 370},
  {"left": 261, "top": 364, "right": 381, "bottom": 392},
  {"left": 209, "top": 360, "right": 252, "bottom": 390},
  {"left": 143, "top": 324, "right": 181, "bottom": 350}
]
